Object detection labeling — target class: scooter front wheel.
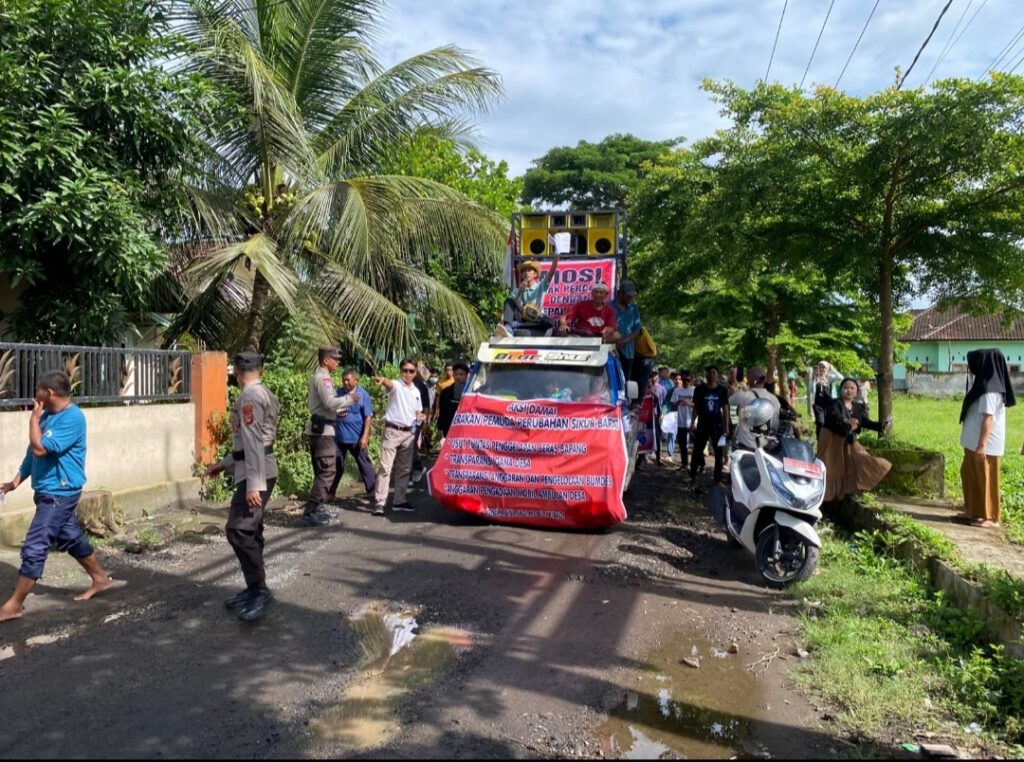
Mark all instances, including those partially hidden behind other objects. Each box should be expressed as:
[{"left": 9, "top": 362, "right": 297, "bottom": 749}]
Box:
[{"left": 755, "top": 525, "right": 819, "bottom": 587}]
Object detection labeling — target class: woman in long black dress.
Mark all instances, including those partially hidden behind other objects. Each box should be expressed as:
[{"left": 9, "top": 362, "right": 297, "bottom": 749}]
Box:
[{"left": 818, "top": 377, "right": 892, "bottom": 502}]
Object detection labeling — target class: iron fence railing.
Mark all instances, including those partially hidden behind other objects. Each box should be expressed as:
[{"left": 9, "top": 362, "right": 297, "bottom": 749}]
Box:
[{"left": 0, "top": 343, "right": 191, "bottom": 408}]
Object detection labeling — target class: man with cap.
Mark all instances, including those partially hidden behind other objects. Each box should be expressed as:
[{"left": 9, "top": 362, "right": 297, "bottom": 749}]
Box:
[
  {"left": 206, "top": 352, "right": 280, "bottom": 622},
  {"left": 559, "top": 282, "right": 620, "bottom": 342},
  {"left": 498, "top": 249, "right": 560, "bottom": 337},
  {"left": 612, "top": 278, "right": 644, "bottom": 388},
  {"left": 305, "top": 348, "right": 359, "bottom": 526}
]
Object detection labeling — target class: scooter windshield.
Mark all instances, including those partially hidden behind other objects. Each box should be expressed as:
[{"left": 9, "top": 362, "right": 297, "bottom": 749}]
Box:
[{"left": 771, "top": 436, "right": 816, "bottom": 464}]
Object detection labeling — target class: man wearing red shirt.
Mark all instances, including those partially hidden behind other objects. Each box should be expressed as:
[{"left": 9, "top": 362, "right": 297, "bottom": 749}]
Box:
[{"left": 559, "top": 282, "right": 620, "bottom": 342}]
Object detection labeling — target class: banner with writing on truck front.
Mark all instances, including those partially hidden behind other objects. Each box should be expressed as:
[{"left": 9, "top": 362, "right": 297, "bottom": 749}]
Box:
[{"left": 428, "top": 393, "right": 628, "bottom": 529}]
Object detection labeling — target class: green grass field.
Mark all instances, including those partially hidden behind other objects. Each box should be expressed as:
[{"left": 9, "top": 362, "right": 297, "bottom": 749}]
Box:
[{"left": 861, "top": 394, "right": 1024, "bottom": 541}]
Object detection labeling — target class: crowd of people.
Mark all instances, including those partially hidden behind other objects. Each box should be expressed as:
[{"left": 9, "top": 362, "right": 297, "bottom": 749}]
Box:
[{"left": 0, "top": 252, "right": 1015, "bottom": 625}]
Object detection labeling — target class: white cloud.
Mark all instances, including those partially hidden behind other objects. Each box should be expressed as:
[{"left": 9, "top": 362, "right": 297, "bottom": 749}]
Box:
[{"left": 377, "top": 0, "right": 1018, "bottom": 174}]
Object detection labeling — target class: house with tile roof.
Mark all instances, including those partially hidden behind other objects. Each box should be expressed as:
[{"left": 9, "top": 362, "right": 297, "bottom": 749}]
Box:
[{"left": 895, "top": 305, "right": 1024, "bottom": 388}]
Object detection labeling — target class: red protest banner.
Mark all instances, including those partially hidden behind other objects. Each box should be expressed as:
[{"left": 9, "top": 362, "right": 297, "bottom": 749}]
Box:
[
  {"left": 427, "top": 393, "right": 628, "bottom": 529},
  {"left": 541, "top": 258, "right": 617, "bottom": 319}
]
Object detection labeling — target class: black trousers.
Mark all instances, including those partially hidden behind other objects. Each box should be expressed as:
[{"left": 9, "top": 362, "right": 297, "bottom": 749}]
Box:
[
  {"left": 329, "top": 441, "right": 377, "bottom": 494},
  {"left": 307, "top": 435, "right": 336, "bottom": 513},
  {"left": 226, "top": 478, "right": 276, "bottom": 592},
  {"left": 690, "top": 428, "right": 725, "bottom": 483}
]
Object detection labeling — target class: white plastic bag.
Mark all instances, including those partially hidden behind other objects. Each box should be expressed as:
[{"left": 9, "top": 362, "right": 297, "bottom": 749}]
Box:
[{"left": 661, "top": 411, "right": 678, "bottom": 435}]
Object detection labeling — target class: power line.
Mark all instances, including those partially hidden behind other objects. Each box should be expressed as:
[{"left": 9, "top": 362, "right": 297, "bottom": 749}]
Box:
[
  {"left": 896, "top": 0, "right": 954, "bottom": 90},
  {"left": 800, "top": 0, "right": 837, "bottom": 88},
  {"left": 924, "top": 0, "right": 988, "bottom": 84},
  {"left": 1008, "top": 47, "right": 1024, "bottom": 75},
  {"left": 987, "top": 24, "right": 1024, "bottom": 73},
  {"left": 835, "top": 0, "right": 881, "bottom": 89},
  {"left": 922, "top": 0, "right": 972, "bottom": 83},
  {"left": 765, "top": 0, "right": 789, "bottom": 81}
]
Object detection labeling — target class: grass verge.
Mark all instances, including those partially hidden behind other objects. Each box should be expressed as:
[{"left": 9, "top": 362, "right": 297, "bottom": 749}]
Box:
[{"left": 792, "top": 528, "right": 1024, "bottom": 755}]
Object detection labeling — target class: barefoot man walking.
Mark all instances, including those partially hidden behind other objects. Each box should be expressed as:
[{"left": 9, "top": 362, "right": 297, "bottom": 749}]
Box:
[{"left": 0, "top": 370, "right": 115, "bottom": 622}]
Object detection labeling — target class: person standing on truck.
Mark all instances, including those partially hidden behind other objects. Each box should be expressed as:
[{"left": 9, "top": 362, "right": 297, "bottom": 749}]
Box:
[
  {"left": 305, "top": 348, "right": 359, "bottom": 527},
  {"left": 497, "top": 252, "right": 560, "bottom": 337},
  {"left": 688, "top": 365, "right": 731, "bottom": 486},
  {"left": 559, "top": 282, "right": 620, "bottom": 342},
  {"left": 612, "top": 278, "right": 643, "bottom": 388}
]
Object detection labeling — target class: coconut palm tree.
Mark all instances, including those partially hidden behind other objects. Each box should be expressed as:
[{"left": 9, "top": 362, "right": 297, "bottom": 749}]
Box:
[{"left": 167, "top": 0, "right": 505, "bottom": 360}]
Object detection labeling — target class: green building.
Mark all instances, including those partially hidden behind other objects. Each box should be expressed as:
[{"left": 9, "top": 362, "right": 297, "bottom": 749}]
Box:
[{"left": 895, "top": 305, "right": 1024, "bottom": 389}]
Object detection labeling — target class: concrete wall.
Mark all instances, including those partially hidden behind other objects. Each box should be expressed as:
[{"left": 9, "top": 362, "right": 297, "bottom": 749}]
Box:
[
  {"left": 0, "top": 403, "right": 196, "bottom": 514},
  {"left": 904, "top": 371, "right": 1024, "bottom": 397}
]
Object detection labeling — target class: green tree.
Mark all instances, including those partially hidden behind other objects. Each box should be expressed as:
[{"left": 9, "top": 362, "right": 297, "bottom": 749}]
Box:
[
  {"left": 521, "top": 133, "right": 679, "bottom": 209},
  {"left": 169, "top": 0, "right": 505, "bottom": 361},
  {"left": 631, "top": 147, "right": 875, "bottom": 387},
  {"left": 699, "top": 77, "right": 1024, "bottom": 424},
  {"left": 0, "top": 0, "right": 215, "bottom": 344}
]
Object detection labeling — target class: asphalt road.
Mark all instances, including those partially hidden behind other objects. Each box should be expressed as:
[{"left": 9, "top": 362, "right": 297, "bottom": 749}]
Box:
[{"left": 0, "top": 460, "right": 852, "bottom": 759}]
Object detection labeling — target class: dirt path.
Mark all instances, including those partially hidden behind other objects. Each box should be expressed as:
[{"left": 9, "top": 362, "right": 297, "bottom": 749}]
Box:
[
  {"left": 0, "top": 462, "right": 865, "bottom": 759},
  {"left": 882, "top": 496, "right": 1024, "bottom": 578}
]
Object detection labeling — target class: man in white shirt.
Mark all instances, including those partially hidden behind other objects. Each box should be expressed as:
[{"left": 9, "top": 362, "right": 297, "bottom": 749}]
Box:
[{"left": 372, "top": 359, "right": 425, "bottom": 515}]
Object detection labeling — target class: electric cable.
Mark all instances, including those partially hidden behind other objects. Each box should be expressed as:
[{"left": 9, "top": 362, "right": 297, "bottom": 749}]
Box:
[
  {"left": 897, "top": 0, "right": 954, "bottom": 90},
  {"left": 765, "top": 0, "right": 789, "bottom": 81},
  {"left": 800, "top": 0, "right": 837, "bottom": 88},
  {"left": 835, "top": 0, "right": 882, "bottom": 89},
  {"left": 987, "top": 23, "right": 1024, "bottom": 74},
  {"left": 924, "top": 0, "right": 988, "bottom": 83},
  {"left": 922, "top": 0, "right": 972, "bottom": 82}
]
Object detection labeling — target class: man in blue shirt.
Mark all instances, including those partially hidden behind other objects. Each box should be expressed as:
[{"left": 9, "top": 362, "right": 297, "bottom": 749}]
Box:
[
  {"left": 0, "top": 370, "right": 115, "bottom": 623},
  {"left": 328, "top": 369, "right": 377, "bottom": 501},
  {"left": 612, "top": 278, "right": 644, "bottom": 391}
]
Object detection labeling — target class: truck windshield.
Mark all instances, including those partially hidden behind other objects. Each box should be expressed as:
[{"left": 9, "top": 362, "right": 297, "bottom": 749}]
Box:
[{"left": 471, "top": 364, "right": 610, "bottom": 403}]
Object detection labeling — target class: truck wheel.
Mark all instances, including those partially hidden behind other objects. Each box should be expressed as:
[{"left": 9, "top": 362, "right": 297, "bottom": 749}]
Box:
[{"left": 755, "top": 526, "right": 819, "bottom": 587}]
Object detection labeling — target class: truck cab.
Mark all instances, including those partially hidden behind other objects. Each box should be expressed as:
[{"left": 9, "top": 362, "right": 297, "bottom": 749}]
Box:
[{"left": 428, "top": 336, "right": 640, "bottom": 529}]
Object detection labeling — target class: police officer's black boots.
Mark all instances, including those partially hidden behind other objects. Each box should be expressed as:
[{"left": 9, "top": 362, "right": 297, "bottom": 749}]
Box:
[
  {"left": 224, "top": 588, "right": 258, "bottom": 610},
  {"left": 237, "top": 588, "right": 272, "bottom": 622}
]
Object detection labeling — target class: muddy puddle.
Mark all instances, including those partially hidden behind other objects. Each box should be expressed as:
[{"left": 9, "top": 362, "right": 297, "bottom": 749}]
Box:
[
  {"left": 598, "top": 636, "right": 765, "bottom": 759},
  {"left": 309, "top": 604, "right": 476, "bottom": 750}
]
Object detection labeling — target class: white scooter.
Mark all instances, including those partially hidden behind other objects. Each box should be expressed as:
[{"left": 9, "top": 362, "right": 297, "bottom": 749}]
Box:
[{"left": 710, "top": 399, "right": 826, "bottom": 587}]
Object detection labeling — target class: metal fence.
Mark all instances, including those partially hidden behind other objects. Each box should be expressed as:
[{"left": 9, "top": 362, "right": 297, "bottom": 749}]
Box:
[{"left": 0, "top": 343, "right": 192, "bottom": 408}]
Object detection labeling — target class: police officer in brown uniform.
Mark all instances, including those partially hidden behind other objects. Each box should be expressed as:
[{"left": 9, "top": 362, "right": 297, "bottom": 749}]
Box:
[
  {"left": 206, "top": 352, "right": 279, "bottom": 622},
  {"left": 305, "top": 347, "right": 358, "bottom": 526}
]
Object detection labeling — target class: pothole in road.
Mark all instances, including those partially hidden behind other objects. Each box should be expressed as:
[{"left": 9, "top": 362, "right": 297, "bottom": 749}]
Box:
[
  {"left": 309, "top": 603, "right": 476, "bottom": 751},
  {"left": 598, "top": 636, "right": 766, "bottom": 759}
]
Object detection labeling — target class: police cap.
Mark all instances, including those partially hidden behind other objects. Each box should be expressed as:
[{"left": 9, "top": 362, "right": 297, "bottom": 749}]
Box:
[{"left": 234, "top": 352, "right": 263, "bottom": 372}]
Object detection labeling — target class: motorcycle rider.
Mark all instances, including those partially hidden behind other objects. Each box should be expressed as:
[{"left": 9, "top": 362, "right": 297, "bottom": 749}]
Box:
[{"left": 729, "top": 367, "right": 781, "bottom": 451}]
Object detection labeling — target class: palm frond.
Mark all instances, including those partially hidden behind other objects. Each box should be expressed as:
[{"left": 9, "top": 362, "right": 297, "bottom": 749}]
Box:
[{"left": 186, "top": 232, "right": 299, "bottom": 311}]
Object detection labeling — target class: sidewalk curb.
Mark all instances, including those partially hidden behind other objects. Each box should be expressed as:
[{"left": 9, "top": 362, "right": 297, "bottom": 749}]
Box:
[{"left": 826, "top": 497, "right": 1024, "bottom": 658}]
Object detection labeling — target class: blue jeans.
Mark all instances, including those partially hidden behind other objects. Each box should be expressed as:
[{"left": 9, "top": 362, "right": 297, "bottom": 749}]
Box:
[
  {"left": 667, "top": 433, "right": 677, "bottom": 458},
  {"left": 20, "top": 492, "right": 93, "bottom": 579}
]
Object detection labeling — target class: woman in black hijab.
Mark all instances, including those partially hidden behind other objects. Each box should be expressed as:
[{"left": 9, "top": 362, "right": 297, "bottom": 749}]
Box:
[{"left": 957, "top": 349, "right": 1016, "bottom": 527}]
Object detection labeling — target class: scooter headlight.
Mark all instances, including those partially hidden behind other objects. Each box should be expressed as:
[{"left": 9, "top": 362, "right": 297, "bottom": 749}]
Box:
[{"left": 768, "top": 467, "right": 806, "bottom": 509}]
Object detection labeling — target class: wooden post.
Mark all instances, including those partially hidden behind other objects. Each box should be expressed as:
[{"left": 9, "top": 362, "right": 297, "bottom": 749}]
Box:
[{"left": 191, "top": 352, "right": 228, "bottom": 465}]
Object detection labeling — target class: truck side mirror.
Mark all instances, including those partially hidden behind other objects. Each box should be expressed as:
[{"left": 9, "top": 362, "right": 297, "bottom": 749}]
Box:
[{"left": 627, "top": 381, "right": 639, "bottom": 401}]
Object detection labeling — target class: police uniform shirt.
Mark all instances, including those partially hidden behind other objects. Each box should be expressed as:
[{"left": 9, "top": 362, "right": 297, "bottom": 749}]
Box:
[
  {"left": 222, "top": 381, "right": 280, "bottom": 492},
  {"left": 306, "top": 367, "right": 355, "bottom": 436}
]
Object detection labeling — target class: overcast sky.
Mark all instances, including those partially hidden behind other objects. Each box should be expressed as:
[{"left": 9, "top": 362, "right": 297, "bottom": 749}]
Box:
[{"left": 377, "top": 0, "right": 1018, "bottom": 175}]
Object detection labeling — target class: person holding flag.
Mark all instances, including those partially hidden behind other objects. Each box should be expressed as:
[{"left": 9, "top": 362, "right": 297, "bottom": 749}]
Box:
[{"left": 496, "top": 232, "right": 564, "bottom": 337}]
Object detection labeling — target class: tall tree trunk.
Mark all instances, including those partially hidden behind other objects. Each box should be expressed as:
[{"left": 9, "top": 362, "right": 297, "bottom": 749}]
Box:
[
  {"left": 878, "top": 248, "right": 895, "bottom": 427},
  {"left": 245, "top": 269, "right": 271, "bottom": 351},
  {"left": 777, "top": 360, "right": 788, "bottom": 398},
  {"left": 765, "top": 302, "right": 781, "bottom": 388}
]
